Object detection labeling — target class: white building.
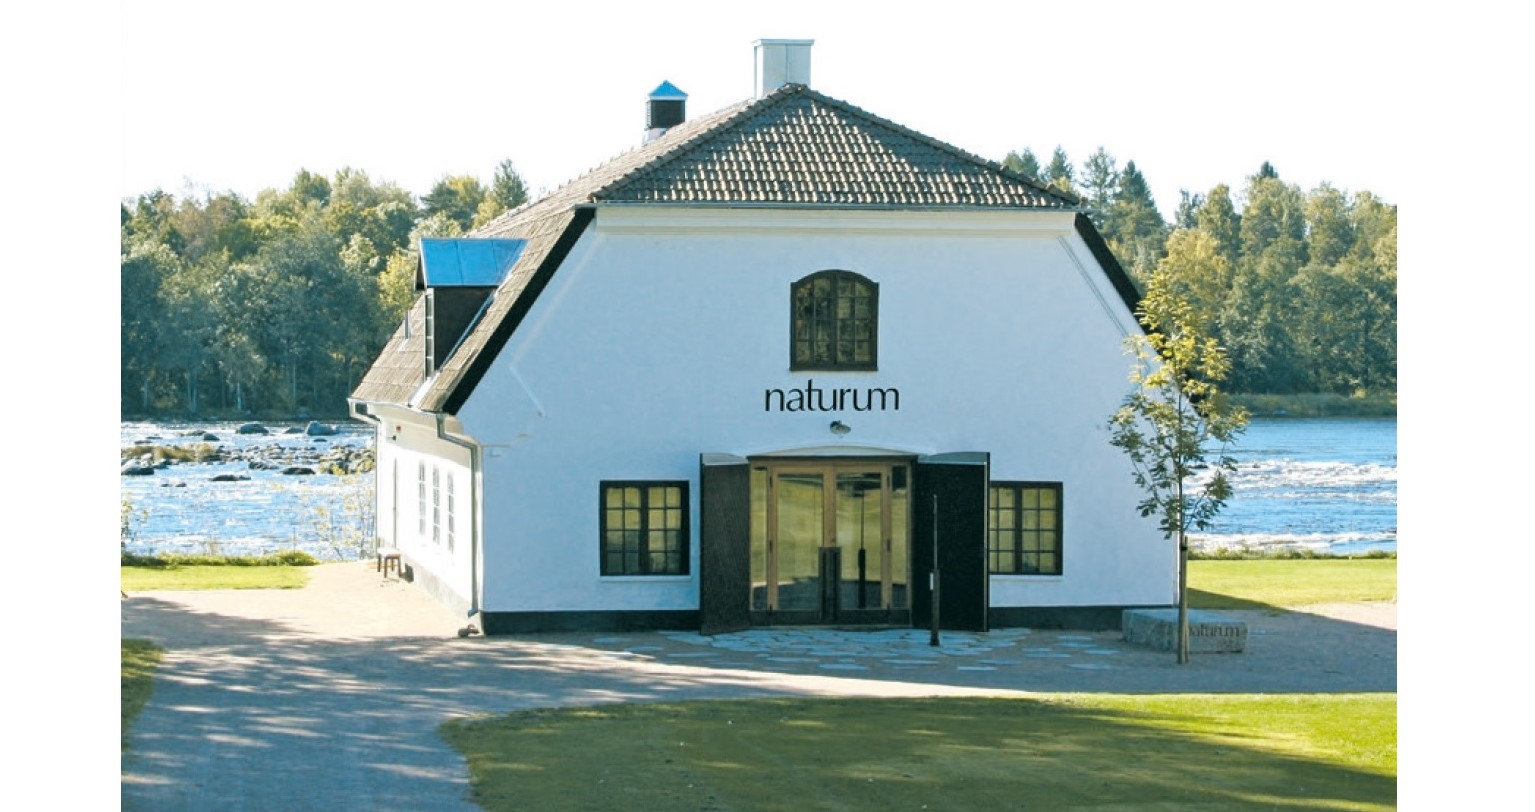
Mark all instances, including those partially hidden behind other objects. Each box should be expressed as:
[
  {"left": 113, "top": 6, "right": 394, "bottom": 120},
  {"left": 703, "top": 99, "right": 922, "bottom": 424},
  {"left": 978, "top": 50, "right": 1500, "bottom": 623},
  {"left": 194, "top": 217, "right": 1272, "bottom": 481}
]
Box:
[{"left": 350, "top": 40, "right": 1172, "bottom": 635}]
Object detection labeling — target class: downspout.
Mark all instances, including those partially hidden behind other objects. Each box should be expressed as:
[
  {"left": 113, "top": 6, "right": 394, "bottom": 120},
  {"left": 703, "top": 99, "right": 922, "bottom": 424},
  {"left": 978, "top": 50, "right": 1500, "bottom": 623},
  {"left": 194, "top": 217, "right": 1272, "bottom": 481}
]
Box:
[{"left": 435, "top": 412, "right": 483, "bottom": 636}]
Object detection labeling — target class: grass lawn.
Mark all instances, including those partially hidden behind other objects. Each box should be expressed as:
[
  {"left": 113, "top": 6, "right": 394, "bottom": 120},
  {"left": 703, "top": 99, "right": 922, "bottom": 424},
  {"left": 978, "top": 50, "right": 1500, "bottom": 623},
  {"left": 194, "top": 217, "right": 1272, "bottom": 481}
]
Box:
[
  {"left": 122, "top": 557, "right": 1395, "bottom": 806},
  {"left": 441, "top": 558, "right": 1396, "bottom": 810},
  {"left": 443, "top": 694, "right": 1395, "bottom": 811},
  {"left": 121, "top": 565, "right": 310, "bottom": 591},
  {"left": 1189, "top": 558, "right": 1397, "bottom": 610},
  {"left": 121, "top": 639, "right": 162, "bottom": 748}
]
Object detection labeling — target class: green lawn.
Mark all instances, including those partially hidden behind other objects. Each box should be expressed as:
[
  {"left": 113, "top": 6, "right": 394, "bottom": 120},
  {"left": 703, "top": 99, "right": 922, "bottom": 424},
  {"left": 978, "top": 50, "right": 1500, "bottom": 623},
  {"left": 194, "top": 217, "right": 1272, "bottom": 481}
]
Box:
[
  {"left": 1189, "top": 558, "right": 1397, "bottom": 609},
  {"left": 443, "top": 558, "right": 1397, "bottom": 810},
  {"left": 121, "top": 565, "right": 310, "bottom": 591},
  {"left": 443, "top": 694, "right": 1396, "bottom": 811},
  {"left": 121, "top": 639, "right": 162, "bottom": 748}
]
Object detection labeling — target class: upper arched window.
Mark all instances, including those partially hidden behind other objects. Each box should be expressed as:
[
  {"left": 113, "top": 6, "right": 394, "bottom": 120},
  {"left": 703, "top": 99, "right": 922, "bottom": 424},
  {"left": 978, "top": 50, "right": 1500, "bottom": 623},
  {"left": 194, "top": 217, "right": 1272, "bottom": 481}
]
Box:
[{"left": 790, "top": 270, "right": 878, "bottom": 370}]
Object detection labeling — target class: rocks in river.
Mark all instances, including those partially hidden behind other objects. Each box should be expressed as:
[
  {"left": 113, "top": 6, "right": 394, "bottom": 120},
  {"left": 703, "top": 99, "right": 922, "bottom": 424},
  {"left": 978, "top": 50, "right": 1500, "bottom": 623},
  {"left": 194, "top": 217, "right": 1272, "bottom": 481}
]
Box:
[
  {"left": 237, "top": 423, "right": 268, "bottom": 435},
  {"left": 201, "top": 432, "right": 219, "bottom": 442},
  {"left": 121, "top": 426, "right": 376, "bottom": 476},
  {"left": 210, "top": 473, "right": 250, "bottom": 482},
  {"left": 304, "top": 421, "right": 338, "bottom": 437},
  {"left": 281, "top": 466, "right": 316, "bottom": 476}
]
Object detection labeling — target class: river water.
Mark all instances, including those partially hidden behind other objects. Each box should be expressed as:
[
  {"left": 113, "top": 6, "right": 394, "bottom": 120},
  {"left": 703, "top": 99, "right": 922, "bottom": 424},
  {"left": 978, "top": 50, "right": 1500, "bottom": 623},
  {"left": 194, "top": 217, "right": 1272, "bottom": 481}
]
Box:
[{"left": 118, "top": 417, "right": 1396, "bottom": 560}]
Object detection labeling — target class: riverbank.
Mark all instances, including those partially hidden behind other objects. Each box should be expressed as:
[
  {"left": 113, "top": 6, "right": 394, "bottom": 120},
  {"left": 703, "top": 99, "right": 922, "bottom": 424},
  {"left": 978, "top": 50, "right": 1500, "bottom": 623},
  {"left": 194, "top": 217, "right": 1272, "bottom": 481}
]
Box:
[{"left": 1232, "top": 392, "right": 1396, "bottom": 418}]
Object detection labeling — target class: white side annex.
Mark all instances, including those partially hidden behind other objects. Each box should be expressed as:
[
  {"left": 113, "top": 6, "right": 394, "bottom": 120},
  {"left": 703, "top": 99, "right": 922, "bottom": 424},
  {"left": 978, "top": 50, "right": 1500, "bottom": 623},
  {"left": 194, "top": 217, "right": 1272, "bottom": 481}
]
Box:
[{"left": 351, "top": 43, "right": 1173, "bottom": 635}]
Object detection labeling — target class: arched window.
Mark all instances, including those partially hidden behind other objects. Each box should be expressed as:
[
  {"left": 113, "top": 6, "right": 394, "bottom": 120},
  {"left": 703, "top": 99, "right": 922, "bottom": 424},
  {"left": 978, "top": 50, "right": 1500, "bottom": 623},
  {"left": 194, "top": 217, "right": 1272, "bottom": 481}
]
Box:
[{"left": 790, "top": 270, "right": 878, "bottom": 370}]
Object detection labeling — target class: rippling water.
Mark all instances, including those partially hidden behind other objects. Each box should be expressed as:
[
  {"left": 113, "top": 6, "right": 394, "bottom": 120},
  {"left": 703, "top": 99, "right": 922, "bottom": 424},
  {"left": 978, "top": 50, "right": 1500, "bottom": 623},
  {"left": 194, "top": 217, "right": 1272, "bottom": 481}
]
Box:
[
  {"left": 119, "top": 417, "right": 1397, "bottom": 559},
  {"left": 119, "top": 420, "right": 376, "bottom": 561},
  {"left": 1192, "top": 417, "right": 1397, "bottom": 554}
]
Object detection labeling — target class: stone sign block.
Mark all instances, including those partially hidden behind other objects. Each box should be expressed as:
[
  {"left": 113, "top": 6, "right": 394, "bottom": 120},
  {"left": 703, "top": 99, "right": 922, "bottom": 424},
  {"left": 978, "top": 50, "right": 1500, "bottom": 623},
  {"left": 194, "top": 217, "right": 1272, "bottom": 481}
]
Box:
[{"left": 1122, "top": 608, "right": 1247, "bottom": 653}]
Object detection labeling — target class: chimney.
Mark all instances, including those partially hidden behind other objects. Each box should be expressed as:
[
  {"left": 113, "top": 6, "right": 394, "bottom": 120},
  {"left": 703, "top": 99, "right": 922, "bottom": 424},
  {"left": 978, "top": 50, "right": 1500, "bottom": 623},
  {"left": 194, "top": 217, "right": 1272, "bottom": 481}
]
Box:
[
  {"left": 754, "top": 38, "right": 813, "bottom": 98},
  {"left": 644, "top": 80, "right": 687, "bottom": 143}
]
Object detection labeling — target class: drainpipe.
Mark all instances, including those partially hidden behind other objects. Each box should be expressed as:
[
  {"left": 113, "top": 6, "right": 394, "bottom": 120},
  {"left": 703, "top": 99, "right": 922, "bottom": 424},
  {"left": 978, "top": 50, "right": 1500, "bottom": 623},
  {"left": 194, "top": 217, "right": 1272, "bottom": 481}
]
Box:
[{"left": 434, "top": 413, "right": 483, "bottom": 637}]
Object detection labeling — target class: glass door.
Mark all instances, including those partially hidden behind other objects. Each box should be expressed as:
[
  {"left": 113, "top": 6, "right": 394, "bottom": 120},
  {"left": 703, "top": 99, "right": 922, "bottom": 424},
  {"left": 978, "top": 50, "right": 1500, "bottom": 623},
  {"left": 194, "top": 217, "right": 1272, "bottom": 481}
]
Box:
[{"left": 749, "top": 460, "right": 911, "bottom": 624}]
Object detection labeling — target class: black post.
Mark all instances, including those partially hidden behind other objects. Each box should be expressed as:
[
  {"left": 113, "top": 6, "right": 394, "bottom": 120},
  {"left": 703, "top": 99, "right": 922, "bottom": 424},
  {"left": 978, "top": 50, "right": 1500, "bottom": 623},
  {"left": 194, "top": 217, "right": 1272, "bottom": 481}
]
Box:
[
  {"left": 857, "top": 489, "right": 868, "bottom": 609},
  {"left": 930, "top": 493, "right": 941, "bottom": 647}
]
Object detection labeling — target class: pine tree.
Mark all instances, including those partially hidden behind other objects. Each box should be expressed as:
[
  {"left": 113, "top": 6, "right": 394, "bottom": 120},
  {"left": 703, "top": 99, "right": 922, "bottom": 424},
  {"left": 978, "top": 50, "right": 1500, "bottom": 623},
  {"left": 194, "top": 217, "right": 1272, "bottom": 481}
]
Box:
[{"left": 1001, "top": 149, "right": 1041, "bottom": 179}]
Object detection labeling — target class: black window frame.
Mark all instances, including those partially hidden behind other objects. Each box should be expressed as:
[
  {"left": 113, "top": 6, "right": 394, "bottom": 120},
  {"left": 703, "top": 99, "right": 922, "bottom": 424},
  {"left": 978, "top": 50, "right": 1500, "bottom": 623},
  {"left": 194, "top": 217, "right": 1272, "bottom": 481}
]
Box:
[
  {"left": 790, "top": 270, "right": 879, "bottom": 371},
  {"left": 599, "top": 481, "right": 690, "bottom": 576},
  {"left": 988, "top": 481, "right": 1063, "bottom": 576}
]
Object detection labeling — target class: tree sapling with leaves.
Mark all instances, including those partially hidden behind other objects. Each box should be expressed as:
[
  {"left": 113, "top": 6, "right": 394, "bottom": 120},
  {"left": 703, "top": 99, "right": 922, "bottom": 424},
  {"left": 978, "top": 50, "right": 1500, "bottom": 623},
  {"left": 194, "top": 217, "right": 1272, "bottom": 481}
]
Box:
[{"left": 1108, "top": 261, "right": 1248, "bottom": 663}]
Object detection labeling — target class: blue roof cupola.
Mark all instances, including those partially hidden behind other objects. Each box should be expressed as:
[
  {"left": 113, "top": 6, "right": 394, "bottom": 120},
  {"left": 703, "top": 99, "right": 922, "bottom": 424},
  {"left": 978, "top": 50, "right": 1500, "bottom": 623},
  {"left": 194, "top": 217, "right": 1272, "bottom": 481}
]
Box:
[{"left": 645, "top": 81, "right": 687, "bottom": 143}]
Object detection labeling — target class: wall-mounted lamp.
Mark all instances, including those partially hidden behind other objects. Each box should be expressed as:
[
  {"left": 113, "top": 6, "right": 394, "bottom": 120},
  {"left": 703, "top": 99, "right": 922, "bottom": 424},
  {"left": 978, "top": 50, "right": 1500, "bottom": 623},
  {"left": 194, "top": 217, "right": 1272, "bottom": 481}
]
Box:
[{"left": 829, "top": 420, "right": 851, "bottom": 435}]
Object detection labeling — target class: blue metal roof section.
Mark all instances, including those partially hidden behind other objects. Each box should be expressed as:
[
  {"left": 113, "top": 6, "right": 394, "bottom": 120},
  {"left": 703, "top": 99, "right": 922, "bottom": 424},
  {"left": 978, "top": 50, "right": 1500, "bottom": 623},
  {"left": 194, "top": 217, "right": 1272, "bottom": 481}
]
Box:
[
  {"left": 419, "top": 238, "right": 526, "bottom": 287},
  {"left": 649, "top": 80, "right": 687, "bottom": 99}
]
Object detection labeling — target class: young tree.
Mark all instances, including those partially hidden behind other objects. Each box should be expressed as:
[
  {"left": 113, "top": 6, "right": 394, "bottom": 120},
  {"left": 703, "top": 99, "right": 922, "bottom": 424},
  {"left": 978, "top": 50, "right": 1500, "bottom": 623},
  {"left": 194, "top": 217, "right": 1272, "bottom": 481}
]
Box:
[{"left": 1108, "top": 264, "right": 1248, "bottom": 664}]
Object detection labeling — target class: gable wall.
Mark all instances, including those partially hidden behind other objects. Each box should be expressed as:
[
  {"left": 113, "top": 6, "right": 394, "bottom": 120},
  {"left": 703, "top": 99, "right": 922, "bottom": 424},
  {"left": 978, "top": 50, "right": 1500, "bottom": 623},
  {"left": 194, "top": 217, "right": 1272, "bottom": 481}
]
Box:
[{"left": 456, "top": 207, "right": 1173, "bottom": 614}]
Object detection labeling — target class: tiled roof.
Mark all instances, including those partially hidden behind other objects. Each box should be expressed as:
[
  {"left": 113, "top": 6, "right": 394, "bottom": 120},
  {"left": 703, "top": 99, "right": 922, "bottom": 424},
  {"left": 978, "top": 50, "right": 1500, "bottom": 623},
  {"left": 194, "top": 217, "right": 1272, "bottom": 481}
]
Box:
[
  {"left": 596, "top": 88, "right": 1077, "bottom": 208},
  {"left": 352, "top": 84, "right": 1084, "bottom": 412}
]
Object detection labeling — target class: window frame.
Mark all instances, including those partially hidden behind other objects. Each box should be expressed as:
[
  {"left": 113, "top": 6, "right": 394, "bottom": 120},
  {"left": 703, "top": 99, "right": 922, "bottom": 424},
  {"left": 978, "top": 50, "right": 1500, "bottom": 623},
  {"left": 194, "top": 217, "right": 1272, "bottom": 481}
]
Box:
[
  {"left": 988, "top": 481, "right": 1063, "bottom": 576},
  {"left": 417, "top": 462, "right": 428, "bottom": 537},
  {"left": 446, "top": 471, "right": 456, "bottom": 553},
  {"left": 789, "top": 270, "right": 879, "bottom": 371},
  {"left": 599, "top": 481, "right": 690, "bottom": 577},
  {"left": 431, "top": 465, "right": 442, "bottom": 545}
]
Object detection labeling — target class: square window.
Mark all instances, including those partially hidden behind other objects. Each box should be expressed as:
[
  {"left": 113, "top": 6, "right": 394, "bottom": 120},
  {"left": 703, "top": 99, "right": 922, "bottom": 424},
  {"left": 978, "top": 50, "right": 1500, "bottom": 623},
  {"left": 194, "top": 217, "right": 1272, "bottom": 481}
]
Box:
[
  {"left": 988, "top": 482, "right": 1063, "bottom": 575},
  {"left": 599, "top": 481, "right": 689, "bottom": 576}
]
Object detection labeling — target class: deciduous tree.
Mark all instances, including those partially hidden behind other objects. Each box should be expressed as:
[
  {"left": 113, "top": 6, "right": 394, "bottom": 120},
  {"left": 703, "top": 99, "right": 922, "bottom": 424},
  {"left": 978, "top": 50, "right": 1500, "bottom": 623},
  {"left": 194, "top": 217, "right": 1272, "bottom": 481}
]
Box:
[{"left": 1109, "top": 264, "right": 1247, "bottom": 664}]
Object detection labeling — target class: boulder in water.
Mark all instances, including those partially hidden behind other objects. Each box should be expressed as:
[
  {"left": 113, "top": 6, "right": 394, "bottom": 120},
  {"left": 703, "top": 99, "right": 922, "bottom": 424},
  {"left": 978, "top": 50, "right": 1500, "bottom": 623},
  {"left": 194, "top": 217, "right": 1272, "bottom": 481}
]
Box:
[
  {"left": 237, "top": 423, "right": 268, "bottom": 435},
  {"left": 305, "top": 421, "right": 338, "bottom": 437}
]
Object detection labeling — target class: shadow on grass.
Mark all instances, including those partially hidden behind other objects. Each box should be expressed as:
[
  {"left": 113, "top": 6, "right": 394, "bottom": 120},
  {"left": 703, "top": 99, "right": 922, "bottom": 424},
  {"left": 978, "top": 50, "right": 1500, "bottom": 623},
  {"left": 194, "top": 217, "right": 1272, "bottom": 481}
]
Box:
[
  {"left": 1188, "top": 588, "right": 1278, "bottom": 611},
  {"left": 444, "top": 696, "right": 1396, "bottom": 811}
]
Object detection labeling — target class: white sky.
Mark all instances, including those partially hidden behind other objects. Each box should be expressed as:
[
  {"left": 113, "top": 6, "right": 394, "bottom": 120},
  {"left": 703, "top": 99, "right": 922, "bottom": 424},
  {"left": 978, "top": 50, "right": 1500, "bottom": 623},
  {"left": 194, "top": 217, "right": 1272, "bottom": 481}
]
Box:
[{"left": 118, "top": 0, "right": 1424, "bottom": 217}]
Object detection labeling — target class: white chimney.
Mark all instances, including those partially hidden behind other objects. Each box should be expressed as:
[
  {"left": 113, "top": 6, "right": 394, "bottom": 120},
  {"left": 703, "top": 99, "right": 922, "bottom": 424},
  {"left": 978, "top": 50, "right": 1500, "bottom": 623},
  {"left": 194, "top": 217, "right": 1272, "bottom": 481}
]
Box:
[{"left": 754, "top": 38, "right": 813, "bottom": 98}]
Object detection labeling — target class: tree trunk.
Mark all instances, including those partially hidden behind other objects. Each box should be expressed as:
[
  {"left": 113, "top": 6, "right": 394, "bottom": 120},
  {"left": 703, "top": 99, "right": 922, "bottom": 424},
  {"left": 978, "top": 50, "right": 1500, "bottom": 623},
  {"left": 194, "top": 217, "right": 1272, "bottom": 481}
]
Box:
[{"left": 1177, "top": 530, "right": 1190, "bottom": 664}]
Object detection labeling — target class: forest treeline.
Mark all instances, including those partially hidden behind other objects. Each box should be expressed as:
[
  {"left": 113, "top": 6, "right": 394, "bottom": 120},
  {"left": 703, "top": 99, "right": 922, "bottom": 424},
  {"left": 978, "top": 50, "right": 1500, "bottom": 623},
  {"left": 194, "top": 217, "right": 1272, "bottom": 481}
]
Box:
[{"left": 121, "top": 148, "right": 1396, "bottom": 418}]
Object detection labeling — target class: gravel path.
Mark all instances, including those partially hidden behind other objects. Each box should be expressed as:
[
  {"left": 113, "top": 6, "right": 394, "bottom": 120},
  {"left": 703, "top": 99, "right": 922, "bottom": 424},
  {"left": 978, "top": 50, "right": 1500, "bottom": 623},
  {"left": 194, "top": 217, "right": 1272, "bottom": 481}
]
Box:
[{"left": 121, "top": 562, "right": 1396, "bottom": 811}]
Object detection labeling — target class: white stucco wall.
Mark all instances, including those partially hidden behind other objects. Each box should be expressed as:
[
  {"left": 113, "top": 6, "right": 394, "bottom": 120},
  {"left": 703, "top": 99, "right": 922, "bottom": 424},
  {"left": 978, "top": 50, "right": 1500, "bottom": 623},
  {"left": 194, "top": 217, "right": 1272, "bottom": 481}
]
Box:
[
  {"left": 368, "top": 405, "right": 476, "bottom": 612},
  {"left": 453, "top": 206, "right": 1173, "bottom": 616}
]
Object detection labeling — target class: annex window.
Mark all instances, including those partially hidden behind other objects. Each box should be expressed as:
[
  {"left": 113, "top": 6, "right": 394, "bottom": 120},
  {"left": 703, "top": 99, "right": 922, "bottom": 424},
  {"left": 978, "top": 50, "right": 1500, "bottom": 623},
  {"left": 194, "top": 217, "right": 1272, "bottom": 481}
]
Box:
[
  {"left": 431, "top": 466, "right": 442, "bottom": 544},
  {"left": 600, "top": 481, "right": 689, "bottom": 576},
  {"left": 446, "top": 472, "right": 456, "bottom": 552},
  {"left": 989, "top": 482, "right": 1062, "bottom": 575},
  {"left": 417, "top": 462, "right": 428, "bottom": 536},
  {"left": 791, "top": 270, "right": 878, "bottom": 370}
]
